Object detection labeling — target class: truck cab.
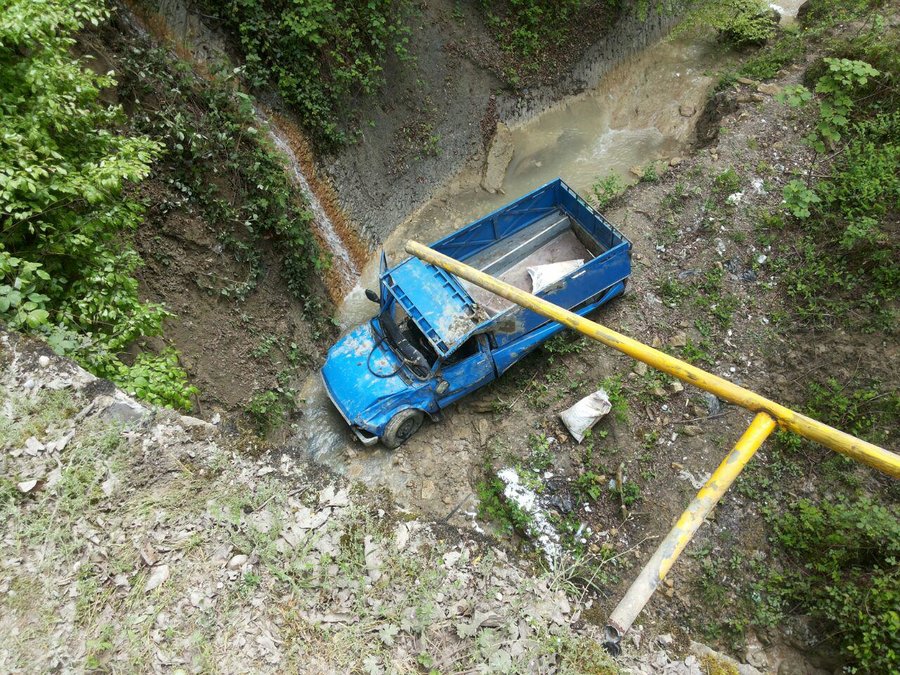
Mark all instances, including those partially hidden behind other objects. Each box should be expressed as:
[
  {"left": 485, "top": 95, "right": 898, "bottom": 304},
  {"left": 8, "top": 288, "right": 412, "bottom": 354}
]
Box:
[{"left": 321, "top": 178, "right": 631, "bottom": 448}]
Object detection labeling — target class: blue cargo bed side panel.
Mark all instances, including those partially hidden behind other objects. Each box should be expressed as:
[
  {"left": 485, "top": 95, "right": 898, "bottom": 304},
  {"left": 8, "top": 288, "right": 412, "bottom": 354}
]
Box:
[{"left": 431, "top": 182, "right": 561, "bottom": 263}]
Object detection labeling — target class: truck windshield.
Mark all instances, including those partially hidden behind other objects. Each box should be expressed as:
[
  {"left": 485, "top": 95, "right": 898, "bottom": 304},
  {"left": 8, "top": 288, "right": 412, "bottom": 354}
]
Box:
[{"left": 376, "top": 304, "right": 435, "bottom": 379}]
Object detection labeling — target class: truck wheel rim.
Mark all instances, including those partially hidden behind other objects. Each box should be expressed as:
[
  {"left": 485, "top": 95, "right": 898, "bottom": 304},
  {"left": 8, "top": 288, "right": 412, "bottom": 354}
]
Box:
[{"left": 398, "top": 418, "right": 417, "bottom": 439}]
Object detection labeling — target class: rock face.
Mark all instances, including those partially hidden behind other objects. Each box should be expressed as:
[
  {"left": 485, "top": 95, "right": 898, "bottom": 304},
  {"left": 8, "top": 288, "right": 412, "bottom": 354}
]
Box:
[
  {"left": 694, "top": 91, "right": 739, "bottom": 148},
  {"left": 481, "top": 122, "right": 514, "bottom": 194}
]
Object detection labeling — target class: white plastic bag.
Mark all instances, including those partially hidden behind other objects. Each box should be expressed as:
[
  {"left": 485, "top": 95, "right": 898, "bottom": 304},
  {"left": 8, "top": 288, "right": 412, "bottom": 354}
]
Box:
[
  {"left": 527, "top": 259, "right": 583, "bottom": 294},
  {"left": 559, "top": 389, "right": 612, "bottom": 443}
]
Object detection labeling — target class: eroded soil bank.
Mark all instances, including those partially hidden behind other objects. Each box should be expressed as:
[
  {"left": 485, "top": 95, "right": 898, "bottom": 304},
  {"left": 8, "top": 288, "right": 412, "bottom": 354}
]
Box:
[{"left": 324, "top": 0, "right": 680, "bottom": 243}]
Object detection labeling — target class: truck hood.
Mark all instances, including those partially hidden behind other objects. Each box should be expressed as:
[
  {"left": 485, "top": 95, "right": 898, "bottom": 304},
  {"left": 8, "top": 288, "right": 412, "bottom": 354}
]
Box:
[{"left": 321, "top": 322, "right": 410, "bottom": 425}]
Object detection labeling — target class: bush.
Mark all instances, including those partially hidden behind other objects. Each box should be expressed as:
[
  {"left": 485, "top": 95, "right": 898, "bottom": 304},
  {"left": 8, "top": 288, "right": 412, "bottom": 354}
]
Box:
[
  {"left": 0, "top": 0, "right": 196, "bottom": 410},
  {"left": 767, "top": 497, "right": 900, "bottom": 673},
  {"left": 479, "top": 0, "right": 583, "bottom": 58},
  {"left": 204, "top": 0, "right": 410, "bottom": 145},
  {"left": 772, "top": 31, "right": 899, "bottom": 327},
  {"left": 591, "top": 174, "right": 625, "bottom": 209},
  {"left": 246, "top": 390, "right": 287, "bottom": 433},
  {"left": 716, "top": 0, "right": 777, "bottom": 47},
  {"left": 680, "top": 0, "right": 777, "bottom": 49}
]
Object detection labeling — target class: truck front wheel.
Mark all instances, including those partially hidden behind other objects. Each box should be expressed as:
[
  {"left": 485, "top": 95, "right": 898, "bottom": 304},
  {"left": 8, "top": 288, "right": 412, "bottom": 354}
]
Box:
[{"left": 381, "top": 409, "right": 424, "bottom": 449}]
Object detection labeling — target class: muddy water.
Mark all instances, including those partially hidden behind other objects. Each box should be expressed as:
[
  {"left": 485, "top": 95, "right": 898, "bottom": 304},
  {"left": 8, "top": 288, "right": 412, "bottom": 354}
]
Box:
[
  {"left": 294, "top": 34, "right": 726, "bottom": 486},
  {"left": 772, "top": 1, "right": 806, "bottom": 24}
]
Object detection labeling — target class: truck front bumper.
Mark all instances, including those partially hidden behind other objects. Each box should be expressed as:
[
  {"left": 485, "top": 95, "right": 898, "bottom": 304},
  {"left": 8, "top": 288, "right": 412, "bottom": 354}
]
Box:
[{"left": 320, "top": 372, "right": 379, "bottom": 446}]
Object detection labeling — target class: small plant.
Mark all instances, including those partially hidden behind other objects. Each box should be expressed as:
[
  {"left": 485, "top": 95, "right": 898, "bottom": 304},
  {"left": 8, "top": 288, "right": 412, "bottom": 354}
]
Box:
[
  {"left": 475, "top": 477, "right": 533, "bottom": 536},
  {"left": 781, "top": 179, "right": 819, "bottom": 218},
  {"left": 600, "top": 375, "right": 629, "bottom": 423},
  {"left": 765, "top": 496, "right": 900, "bottom": 673},
  {"left": 118, "top": 350, "right": 198, "bottom": 411},
  {"left": 574, "top": 470, "right": 604, "bottom": 502},
  {"left": 658, "top": 278, "right": 694, "bottom": 307},
  {"left": 527, "top": 433, "right": 554, "bottom": 472},
  {"left": 640, "top": 163, "right": 659, "bottom": 183},
  {"left": 610, "top": 479, "right": 641, "bottom": 506},
  {"left": 713, "top": 167, "right": 741, "bottom": 196},
  {"left": 778, "top": 58, "right": 880, "bottom": 152},
  {"left": 246, "top": 390, "right": 287, "bottom": 433},
  {"left": 591, "top": 174, "right": 626, "bottom": 209}
]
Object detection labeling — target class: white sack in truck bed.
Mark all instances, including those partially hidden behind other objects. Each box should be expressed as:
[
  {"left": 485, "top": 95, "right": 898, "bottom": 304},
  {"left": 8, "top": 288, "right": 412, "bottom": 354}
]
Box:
[
  {"left": 560, "top": 389, "right": 612, "bottom": 442},
  {"left": 527, "top": 259, "right": 583, "bottom": 293}
]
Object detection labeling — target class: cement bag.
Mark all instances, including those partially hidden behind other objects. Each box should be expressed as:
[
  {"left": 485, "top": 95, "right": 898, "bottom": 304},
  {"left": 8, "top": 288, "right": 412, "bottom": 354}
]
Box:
[
  {"left": 560, "top": 389, "right": 612, "bottom": 443},
  {"left": 527, "top": 259, "right": 583, "bottom": 294}
]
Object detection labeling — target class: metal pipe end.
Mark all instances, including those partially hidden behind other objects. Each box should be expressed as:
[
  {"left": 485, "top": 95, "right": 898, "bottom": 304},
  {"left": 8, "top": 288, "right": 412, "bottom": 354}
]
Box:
[{"left": 602, "top": 625, "right": 622, "bottom": 656}]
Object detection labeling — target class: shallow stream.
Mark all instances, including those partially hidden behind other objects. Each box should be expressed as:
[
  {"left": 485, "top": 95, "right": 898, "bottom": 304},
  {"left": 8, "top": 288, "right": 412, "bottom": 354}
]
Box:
[{"left": 293, "top": 33, "right": 729, "bottom": 482}]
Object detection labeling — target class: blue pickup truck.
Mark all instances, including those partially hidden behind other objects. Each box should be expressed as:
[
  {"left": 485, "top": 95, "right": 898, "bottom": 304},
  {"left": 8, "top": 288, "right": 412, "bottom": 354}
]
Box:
[{"left": 321, "top": 178, "right": 632, "bottom": 448}]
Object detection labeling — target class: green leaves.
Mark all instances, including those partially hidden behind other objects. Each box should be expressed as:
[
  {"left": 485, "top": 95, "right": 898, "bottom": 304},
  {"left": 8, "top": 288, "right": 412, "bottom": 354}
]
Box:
[
  {"left": 206, "top": 0, "right": 410, "bottom": 145},
  {"left": 769, "top": 496, "right": 900, "bottom": 673},
  {"left": 781, "top": 179, "right": 820, "bottom": 219},
  {"left": 0, "top": 0, "right": 195, "bottom": 411},
  {"left": 776, "top": 84, "right": 812, "bottom": 108}
]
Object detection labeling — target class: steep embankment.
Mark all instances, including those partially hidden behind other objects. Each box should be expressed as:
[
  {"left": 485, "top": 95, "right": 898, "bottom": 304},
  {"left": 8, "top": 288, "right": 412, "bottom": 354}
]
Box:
[
  {"left": 323, "top": 0, "right": 681, "bottom": 242},
  {"left": 1, "top": 330, "right": 756, "bottom": 673},
  {"left": 78, "top": 9, "right": 338, "bottom": 422}
]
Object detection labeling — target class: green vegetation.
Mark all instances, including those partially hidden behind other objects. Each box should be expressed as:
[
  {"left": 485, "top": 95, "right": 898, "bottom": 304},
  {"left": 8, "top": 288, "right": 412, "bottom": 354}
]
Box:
[
  {"left": 771, "top": 22, "right": 898, "bottom": 328},
  {"left": 600, "top": 375, "right": 629, "bottom": 423},
  {"left": 246, "top": 390, "right": 288, "bottom": 434},
  {"left": 203, "top": 0, "right": 410, "bottom": 145},
  {"left": 680, "top": 0, "right": 777, "bottom": 48},
  {"left": 0, "top": 0, "right": 196, "bottom": 409},
  {"left": 591, "top": 174, "right": 626, "bottom": 210},
  {"left": 766, "top": 497, "right": 899, "bottom": 673},
  {"left": 479, "top": 0, "right": 583, "bottom": 59},
  {"left": 713, "top": 167, "right": 741, "bottom": 197},
  {"left": 117, "top": 44, "right": 327, "bottom": 302},
  {"left": 701, "top": 374, "right": 900, "bottom": 670}
]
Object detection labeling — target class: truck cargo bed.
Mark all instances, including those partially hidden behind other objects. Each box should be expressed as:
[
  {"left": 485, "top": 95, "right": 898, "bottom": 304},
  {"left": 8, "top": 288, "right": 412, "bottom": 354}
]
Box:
[{"left": 461, "top": 209, "right": 599, "bottom": 315}]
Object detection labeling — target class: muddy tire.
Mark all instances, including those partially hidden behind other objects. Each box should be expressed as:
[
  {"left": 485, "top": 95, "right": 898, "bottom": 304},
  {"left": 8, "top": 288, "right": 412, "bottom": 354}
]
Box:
[{"left": 381, "top": 409, "right": 424, "bottom": 449}]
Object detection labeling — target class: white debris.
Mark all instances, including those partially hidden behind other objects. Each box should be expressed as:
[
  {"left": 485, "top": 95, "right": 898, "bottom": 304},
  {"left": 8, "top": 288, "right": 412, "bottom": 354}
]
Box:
[
  {"left": 145, "top": 565, "right": 170, "bottom": 592},
  {"left": 559, "top": 389, "right": 612, "bottom": 443},
  {"left": 751, "top": 178, "right": 767, "bottom": 194},
  {"left": 497, "top": 468, "right": 561, "bottom": 563},
  {"left": 527, "top": 259, "right": 583, "bottom": 294},
  {"left": 17, "top": 479, "right": 39, "bottom": 493},
  {"left": 726, "top": 191, "right": 744, "bottom": 205}
]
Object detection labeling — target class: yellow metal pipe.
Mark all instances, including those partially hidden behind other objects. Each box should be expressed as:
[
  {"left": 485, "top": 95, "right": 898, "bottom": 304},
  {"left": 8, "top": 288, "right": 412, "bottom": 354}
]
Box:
[
  {"left": 603, "top": 412, "right": 777, "bottom": 652},
  {"left": 405, "top": 240, "right": 900, "bottom": 479}
]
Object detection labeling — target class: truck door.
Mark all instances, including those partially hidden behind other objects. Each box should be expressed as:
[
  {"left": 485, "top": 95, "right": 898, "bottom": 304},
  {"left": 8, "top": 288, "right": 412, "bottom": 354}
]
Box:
[{"left": 436, "top": 334, "right": 494, "bottom": 408}]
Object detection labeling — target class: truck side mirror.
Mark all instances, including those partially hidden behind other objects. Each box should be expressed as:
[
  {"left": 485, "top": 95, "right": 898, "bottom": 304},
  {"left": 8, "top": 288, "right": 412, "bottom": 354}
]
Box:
[{"left": 365, "top": 289, "right": 380, "bottom": 304}]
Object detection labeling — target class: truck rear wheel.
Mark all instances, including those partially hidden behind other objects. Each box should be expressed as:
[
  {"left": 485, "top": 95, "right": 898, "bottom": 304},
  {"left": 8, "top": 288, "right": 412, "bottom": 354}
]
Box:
[{"left": 381, "top": 409, "right": 424, "bottom": 449}]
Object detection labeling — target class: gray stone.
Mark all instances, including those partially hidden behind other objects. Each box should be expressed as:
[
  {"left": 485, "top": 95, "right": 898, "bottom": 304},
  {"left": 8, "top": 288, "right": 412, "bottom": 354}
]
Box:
[
  {"left": 702, "top": 392, "right": 722, "bottom": 415},
  {"left": 481, "top": 123, "right": 513, "bottom": 193},
  {"left": 99, "top": 396, "right": 149, "bottom": 425},
  {"left": 227, "top": 554, "right": 248, "bottom": 570}
]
